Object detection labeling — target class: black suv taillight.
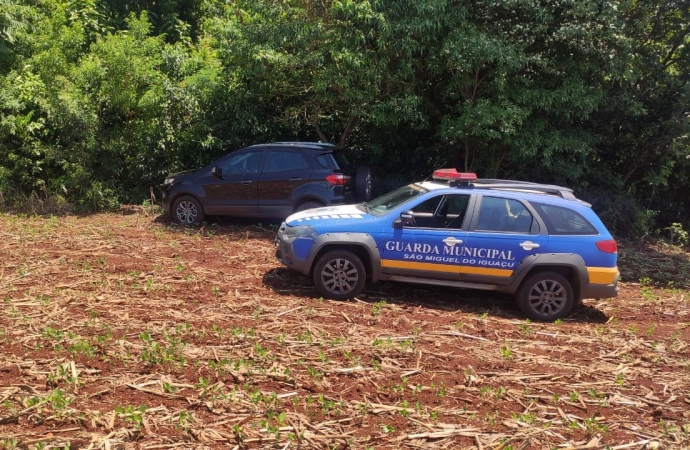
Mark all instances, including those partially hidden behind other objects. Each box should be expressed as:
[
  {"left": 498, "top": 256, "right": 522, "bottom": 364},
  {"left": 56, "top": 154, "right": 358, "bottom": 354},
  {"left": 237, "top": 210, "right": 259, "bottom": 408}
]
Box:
[
  {"left": 326, "top": 174, "right": 351, "bottom": 185},
  {"left": 596, "top": 239, "right": 617, "bottom": 253}
]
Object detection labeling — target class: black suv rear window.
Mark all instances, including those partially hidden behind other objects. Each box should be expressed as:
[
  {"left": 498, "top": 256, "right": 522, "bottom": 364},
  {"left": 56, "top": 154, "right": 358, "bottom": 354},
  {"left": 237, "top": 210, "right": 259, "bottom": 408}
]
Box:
[
  {"left": 333, "top": 151, "right": 354, "bottom": 170},
  {"left": 314, "top": 154, "right": 336, "bottom": 169},
  {"left": 532, "top": 202, "right": 598, "bottom": 235},
  {"left": 314, "top": 150, "right": 354, "bottom": 171}
]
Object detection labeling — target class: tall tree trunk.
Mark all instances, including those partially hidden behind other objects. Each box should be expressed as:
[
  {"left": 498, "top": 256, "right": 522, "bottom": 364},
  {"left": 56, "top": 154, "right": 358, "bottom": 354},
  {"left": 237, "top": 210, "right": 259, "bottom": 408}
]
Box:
[
  {"left": 337, "top": 116, "right": 358, "bottom": 148},
  {"left": 314, "top": 120, "right": 329, "bottom": 143}
]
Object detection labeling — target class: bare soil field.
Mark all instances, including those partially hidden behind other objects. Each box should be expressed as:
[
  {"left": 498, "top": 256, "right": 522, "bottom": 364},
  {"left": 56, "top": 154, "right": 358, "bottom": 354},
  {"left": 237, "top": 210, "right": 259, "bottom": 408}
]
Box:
[{"left": 1, "top": 211, "right": 689, "bottom": 449}]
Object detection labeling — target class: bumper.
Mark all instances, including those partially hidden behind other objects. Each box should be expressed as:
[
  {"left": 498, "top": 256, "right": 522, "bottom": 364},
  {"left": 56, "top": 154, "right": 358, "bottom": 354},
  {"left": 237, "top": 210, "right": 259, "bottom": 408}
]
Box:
[
  {"left": 583, "top": 283, "right": 618, "bottom": 299},
  {"left": 336, "top": 191, "right": 356, "bottom": 205},
  {"left": 583, "top": 270, "right": 620, "bottom": 299},
  {"left": 275, "top": 227, "right": 313, "bottom": 275},
  {"left": 162, "top": 189, "right": 171, "bottom": 213}
]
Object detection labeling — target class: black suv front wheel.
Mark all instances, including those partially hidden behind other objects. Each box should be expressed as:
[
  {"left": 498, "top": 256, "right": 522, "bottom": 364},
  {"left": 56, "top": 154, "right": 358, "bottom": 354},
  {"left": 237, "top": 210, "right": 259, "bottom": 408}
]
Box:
[
  {"left": 516, "top": 271, "right": 574, "bottom": 322},
  {"left": 313, "top": 250, "right": 366, "bottom": 300},
  {"left": 172, "top": 195, "right": 205, "bottom": 226}
]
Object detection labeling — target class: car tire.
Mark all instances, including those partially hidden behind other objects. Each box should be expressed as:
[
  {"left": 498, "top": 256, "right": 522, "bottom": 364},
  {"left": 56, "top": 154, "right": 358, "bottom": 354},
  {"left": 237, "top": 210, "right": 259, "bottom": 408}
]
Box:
[
  {"left": 313, "top": 250, "right": 366, "bottom": 300},
  {"left": 354, "top": 166, "right": 372, "bottom": 201},
  {"left": 516, "top": 271, "right": 575, "bottom": 322},
  {"left": 172, "top": 195, "right": 205, "bottom": 226},
  {"left": 295, "top": 200, "right": 324, "bottom": 213}
]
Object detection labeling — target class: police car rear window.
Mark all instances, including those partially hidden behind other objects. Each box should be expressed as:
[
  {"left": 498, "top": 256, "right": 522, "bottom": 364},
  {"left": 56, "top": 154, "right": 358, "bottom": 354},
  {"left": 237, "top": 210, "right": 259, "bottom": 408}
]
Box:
[{"left": 532, "top": 202, "right": 598, "bottom": 235}]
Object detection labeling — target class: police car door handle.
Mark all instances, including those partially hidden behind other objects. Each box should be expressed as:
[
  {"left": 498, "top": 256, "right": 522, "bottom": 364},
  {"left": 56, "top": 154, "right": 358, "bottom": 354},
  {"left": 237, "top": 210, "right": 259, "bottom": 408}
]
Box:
[
  {"left": 520, "top": 241, "right": 540, "bottom": 250},
  {"left": 240, "top": 180, "right": 252, "bottom": 185},
  {"left": 443, "top": 237, "right": 463, "bottom": 246}
]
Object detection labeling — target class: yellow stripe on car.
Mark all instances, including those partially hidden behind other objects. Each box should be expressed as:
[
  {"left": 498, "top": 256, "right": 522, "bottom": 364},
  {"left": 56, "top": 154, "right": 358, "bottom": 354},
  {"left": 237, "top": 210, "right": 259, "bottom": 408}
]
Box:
[
  {"left": 381, "top": 259, "right": 513, "bottom": 277},
  {"left": 587, "top": 267, "right": 619, "bottom": 284}
]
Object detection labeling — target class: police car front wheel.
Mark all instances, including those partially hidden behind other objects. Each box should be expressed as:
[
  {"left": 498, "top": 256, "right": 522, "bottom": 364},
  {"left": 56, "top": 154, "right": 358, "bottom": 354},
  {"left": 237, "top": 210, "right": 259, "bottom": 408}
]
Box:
[
  {"left": 313, "top": 250, "right": 366, "bottom": 300},
  {"left": 516, "top": 272, "right": 575, "bottom": 322}
]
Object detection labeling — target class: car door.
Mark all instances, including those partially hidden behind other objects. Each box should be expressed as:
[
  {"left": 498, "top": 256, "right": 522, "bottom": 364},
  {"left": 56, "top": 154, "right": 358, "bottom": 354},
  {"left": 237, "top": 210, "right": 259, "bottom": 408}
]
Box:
[
  {"left": 462, "top": 195, "right": 548, "bottom": 285},
  {"left": 202, "top": 150, "right": 263, "bottom": 215},
  {"left": 258, "top": 149, "right": 314, "bottom": 217},
  {"left": 381, "top": 193, "right": 474, "bottom": 281}
]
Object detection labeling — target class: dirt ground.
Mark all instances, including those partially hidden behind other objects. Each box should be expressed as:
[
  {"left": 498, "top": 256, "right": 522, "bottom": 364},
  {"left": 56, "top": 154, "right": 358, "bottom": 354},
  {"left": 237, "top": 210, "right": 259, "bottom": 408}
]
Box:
[{"left": 0, "top": 211, "right": 689, "bottom": 449}]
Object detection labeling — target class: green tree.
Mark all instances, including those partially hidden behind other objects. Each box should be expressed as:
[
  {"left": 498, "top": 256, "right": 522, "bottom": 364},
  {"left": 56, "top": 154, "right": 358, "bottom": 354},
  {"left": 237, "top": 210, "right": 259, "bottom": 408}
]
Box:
[
  {"left": 0, "top": 0, "right": 688, "bottom": 231},
  {"left": 419, "top": 0, "right": 629, "bottom": 178},
  {"left": 0, "top": 5, "right": 207, "bottom": 208},
  {"left": 204, "top": 0, "right": 424, "bottom": 148},
  {"left": 582, "top": 0, "right": 690, "bottom": 233}
]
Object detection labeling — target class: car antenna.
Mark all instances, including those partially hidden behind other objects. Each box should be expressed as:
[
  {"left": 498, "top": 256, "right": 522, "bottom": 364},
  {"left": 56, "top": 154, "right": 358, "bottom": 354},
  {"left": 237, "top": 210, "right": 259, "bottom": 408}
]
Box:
[{"left": 422, "top": 159, "right": 450, "bottom": 182}]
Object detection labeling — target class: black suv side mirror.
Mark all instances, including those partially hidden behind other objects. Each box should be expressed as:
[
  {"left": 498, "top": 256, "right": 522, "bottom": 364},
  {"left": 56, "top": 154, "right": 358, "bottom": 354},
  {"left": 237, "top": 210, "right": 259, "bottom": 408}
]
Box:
[
  {"left": 211, "top": 166, "right": 224, "bottom": 179},
  {"left": 394, "top": 210, "right": 415, "bottom": 228}
]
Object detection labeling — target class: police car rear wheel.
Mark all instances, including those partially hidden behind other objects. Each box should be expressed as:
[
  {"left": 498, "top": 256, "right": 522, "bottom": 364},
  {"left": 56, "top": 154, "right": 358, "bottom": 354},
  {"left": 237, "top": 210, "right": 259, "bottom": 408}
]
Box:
[
  {"left": 313, "top": 250, "right": 366, "bottom": 300},
  {"left": 516, "top": 272, "right": 574, "bottom": 322}
]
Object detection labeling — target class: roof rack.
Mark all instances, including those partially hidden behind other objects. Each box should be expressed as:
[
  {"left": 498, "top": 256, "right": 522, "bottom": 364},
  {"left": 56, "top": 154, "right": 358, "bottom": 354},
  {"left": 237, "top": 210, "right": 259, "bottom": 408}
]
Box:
[
  {"left": 269, "top": 142, "right": 336, "bottom": 149},
  {"left": 428, "top": 171, "right": 584, "bottom": 203},
  {"left": 471, "top": 179, "right": 579, "bottom": 201}
]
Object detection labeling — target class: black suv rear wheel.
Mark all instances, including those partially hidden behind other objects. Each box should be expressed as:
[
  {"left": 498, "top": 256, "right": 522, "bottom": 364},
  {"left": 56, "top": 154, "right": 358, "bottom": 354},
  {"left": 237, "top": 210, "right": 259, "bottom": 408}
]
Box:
[{"left": 354, "top": 166, "right": 372, "bottom": 201}]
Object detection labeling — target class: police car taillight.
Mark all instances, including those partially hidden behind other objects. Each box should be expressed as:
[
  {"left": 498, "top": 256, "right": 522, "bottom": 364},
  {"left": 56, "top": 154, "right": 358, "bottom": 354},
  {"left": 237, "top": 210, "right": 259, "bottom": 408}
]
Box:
[
  {"left": 596, "top": 239, "right": 617, "bottom": 254},
  {"left": 326, "top": 174, "right": 351, "bottom": 185},
  {"left": 432, "top": 168, "right": 477, "bottom": 182}
]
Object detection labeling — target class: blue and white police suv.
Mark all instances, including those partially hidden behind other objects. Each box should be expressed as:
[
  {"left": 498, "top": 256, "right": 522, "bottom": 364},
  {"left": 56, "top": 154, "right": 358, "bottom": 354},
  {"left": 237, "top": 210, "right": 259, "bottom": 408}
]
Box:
[{"left": 275, "top": 169, "right": 619, "bottom": 321}]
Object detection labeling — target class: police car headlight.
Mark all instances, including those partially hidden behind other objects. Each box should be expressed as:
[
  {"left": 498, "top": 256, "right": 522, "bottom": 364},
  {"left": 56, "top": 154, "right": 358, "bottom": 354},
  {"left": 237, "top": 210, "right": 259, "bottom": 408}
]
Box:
[
  {"left": 163, "top": 177, "right": 175, "bottom": 185},
  {"left": 283, "top": 225, "right": 318, "bottom": 240}
]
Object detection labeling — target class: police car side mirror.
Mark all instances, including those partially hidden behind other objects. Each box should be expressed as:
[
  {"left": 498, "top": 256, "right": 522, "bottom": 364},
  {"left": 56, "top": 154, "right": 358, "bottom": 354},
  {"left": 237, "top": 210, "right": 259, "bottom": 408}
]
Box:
[{"left": 398, "top": 211, "right": 415, "bottom": 227}]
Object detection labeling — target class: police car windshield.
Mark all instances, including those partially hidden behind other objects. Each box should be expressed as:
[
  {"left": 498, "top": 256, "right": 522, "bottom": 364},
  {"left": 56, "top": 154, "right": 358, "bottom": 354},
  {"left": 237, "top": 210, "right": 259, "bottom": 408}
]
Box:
[{"left": 365, "top": 184, "right": 428, "bottom": 216}]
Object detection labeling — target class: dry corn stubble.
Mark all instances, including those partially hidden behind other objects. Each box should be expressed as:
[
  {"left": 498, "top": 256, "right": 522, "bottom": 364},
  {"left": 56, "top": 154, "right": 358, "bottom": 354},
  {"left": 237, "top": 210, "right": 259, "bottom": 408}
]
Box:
[{"left": 0, "top": 212, "right": 689, "bottom": 449}]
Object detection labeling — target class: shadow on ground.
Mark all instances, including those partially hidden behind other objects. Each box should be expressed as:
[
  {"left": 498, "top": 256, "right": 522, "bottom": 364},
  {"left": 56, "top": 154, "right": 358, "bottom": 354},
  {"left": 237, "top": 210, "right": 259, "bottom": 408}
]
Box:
[
  {"left": 153, "top": 213, "right": 281, "bottom": 236},
  {"left": 262, "top": 267, "right": 610, "bottom": 324},
  {"left": 153, "top": 211, "right": 613, "bottom": 324}
]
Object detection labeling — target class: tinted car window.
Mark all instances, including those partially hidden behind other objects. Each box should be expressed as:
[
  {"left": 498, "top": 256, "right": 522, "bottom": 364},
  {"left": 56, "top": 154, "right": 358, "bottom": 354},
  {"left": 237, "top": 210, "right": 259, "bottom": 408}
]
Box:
[
  {"left": 476, "top": 196, "right": 533, "bottom": 233},
  {"left": 532, "top": 202, "right": 597, "bottom": 235},
  {"left": 314, "top": 154, "right": 336, "bottom": 169},
  {"left": 411, "top": 195, "right": 443, "bottom": 214},
  {"left": 265, "top": 151, "right": 309, "bottom": 173},
  {"left": 332, "top": 151, "right": 354, "bottom": 170},
  {"left": 221, "top": 152, "right": 262, "bottom": 174},
  {"left": 403, "top": 194, "right": 445, "bottom": 228},
  {"left": 313, "top": 150, "right": 353, "bottom": 170},
  {"left": 442, "top": 194, "right": 471, "bottom": 229},
  {"left": 408, "top": 194, "right": 471, "bottom": 228}
]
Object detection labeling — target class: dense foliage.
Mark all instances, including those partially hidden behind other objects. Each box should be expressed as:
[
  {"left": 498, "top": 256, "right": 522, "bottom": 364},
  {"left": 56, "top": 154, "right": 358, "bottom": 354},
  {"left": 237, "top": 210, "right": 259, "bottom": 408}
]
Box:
[{"left": 0, "top": 0, "right": 688, "bottom": 236}]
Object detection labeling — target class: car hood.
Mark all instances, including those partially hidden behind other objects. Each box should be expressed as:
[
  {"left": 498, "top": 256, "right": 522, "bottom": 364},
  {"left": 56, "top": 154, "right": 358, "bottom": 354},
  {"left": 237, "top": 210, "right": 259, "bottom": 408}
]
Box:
[
  {"left": 166, "top": 169, "right": 196, "bottom": 178},
  {"left": 285, "top": 204, "right": 373, "bottom": 226}
]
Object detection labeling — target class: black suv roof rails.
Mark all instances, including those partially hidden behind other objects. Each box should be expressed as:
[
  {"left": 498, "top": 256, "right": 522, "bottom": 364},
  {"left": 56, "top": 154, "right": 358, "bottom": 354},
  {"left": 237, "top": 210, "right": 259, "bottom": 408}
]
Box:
[{"left": 269, "top": 142, "right": 337, "bottom": 149}]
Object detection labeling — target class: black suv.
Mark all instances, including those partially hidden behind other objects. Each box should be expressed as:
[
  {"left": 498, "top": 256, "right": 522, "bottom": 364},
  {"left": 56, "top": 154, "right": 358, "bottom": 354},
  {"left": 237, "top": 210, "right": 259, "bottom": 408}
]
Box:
[{"left": 162, "top": 142, "right": 372, "bottom": 225}]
